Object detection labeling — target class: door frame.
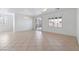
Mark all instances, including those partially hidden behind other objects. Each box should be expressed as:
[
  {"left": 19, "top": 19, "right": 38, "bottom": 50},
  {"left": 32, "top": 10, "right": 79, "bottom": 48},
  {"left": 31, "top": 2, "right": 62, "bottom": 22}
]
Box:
[{"left": 0, "top": 12, "right": 15, "bottom": 32}]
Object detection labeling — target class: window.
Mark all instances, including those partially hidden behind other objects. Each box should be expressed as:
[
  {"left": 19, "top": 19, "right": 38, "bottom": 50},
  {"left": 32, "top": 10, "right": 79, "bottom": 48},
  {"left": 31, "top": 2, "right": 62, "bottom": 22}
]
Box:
[
  {"left": 0, "top": 15, "right": 8, "bottom": 24},
  {"left": 49, "top": 17, "right": 62, "bottom": 28},
  {"left": 49, "top": 19, "right": 54, "bottom": 27},
  {"left": 57, "top": 18, "right": 62, "bottom": 27},
  {"left": 0, "top": 16, "right": 3, "bottom": 24}
]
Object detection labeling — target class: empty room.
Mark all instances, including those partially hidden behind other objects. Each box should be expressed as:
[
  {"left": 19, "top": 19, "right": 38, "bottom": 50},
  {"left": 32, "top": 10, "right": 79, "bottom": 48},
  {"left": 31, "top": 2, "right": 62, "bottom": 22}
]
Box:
[{"left": 0, "top": 8, "right": 79, "bottom": 51}]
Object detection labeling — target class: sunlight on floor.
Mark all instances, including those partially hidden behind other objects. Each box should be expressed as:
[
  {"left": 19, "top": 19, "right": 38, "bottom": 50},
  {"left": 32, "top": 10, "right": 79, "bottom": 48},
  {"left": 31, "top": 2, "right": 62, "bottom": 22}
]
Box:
[
  {"left": 0, "top": 34, "right": 10, "bottom": 48},
  {"left": 35, "top": 31, "right": 43, "bottom": 39}
]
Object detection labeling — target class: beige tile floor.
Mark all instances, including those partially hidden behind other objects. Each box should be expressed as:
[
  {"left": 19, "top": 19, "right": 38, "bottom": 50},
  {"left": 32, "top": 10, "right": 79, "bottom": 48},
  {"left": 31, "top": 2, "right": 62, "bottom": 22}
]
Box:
[{"left": 0, "top": 31, "right": 78, "bottom": 51}]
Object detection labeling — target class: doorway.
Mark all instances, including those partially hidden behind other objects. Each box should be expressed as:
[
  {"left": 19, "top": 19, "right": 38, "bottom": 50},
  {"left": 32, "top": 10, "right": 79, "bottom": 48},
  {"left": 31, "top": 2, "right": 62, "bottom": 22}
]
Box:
[
  {"left": 35, "top": 17, "right": 42, "bottom": 31},
  {"left": 0, "top": 13, "right": 15, "bottom": 32}
]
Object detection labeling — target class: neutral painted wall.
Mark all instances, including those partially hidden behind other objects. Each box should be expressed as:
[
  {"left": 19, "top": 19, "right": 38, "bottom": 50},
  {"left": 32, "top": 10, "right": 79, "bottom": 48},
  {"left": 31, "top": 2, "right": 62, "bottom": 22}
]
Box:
[
  {"left": 32, "top": 17, "right": 36, "bottom": 30},
  {"left": 15, "top": 13, "right": 33, "bottom": 32},
  {"left": 77, "top": 9, "right": 79, "bottom": 44},
  {"left": 37, "top": 8, "right": 77, "bottom": 36}
]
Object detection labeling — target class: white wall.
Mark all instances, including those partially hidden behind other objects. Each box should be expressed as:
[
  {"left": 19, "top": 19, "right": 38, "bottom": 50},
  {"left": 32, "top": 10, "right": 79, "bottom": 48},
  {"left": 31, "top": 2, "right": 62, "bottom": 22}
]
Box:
[
  {"left": 15, "top": 13, "right": 33, "bottom": 32},
  {"left": 38, "top": 8, "right": 77, "bottom": 36},
  {"left": 77, "top": 9, "right": 79, "bottom": 44}
]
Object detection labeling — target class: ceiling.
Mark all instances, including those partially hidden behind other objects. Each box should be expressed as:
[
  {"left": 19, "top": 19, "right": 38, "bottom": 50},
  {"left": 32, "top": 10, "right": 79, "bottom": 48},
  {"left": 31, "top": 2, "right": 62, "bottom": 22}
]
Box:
[{"left": 0, "top": 8, "right": 58, "bottom": 16}]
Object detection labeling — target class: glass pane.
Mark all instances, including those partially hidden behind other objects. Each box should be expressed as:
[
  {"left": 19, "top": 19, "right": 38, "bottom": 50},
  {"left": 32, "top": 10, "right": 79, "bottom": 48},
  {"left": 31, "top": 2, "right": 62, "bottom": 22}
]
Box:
[
  {"left": 49, "top": 23, "right": 53, "bottom": 26},
  {"left": 49, "top": 19, "right": 54, "bottom": 27},
  {"left": 54, "top": 19, "right": 58, "bottom": 27},
  {"left": 58, "top": 19, "right": 62, "bottom": 27}
]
